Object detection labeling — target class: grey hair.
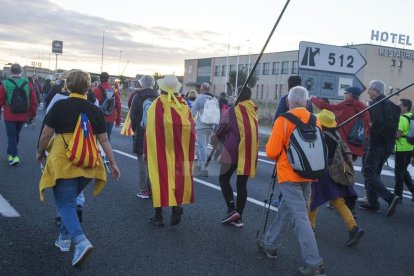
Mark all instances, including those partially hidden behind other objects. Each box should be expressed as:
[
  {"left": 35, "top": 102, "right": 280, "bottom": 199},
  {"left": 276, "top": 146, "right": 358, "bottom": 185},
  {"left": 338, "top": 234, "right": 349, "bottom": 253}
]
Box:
[
  {"left": 369, "top": 80, "right": 385, "bottom": 94},
  {"left": 201, "top": 82, "right": 210, "bottom": 92},
  {"left": 139, "top": 75, "right": 155, "bottom": 89},
  {"left": 287, "top": 86, "right": 309, "bottom": 108}
]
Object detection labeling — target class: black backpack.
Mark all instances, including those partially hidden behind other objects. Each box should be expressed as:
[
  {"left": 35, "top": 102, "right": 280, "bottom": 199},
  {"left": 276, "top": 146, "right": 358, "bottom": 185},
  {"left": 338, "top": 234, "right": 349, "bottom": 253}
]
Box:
[
  {"left": 347, "top": 117, "right": 365, "bottom": 147},
  {"left": 7, "top": 78, "right": 29, "bottom": 113},
  {"left": 98, "top": 85, "right": 116, "bottom": 116},
  {"left": 382, "top": 100, "right": 400, "bottom": 142}
]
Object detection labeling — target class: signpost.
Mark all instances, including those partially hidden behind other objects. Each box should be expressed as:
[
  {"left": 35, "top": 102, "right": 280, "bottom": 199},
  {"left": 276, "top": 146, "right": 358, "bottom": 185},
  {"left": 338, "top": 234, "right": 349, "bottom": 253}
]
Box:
[
  {"left": 298, "top": 41, "right": 367, "bottom": 99},
  {"left": 52, "top": 40, "right": 63, "bottom": 73}
]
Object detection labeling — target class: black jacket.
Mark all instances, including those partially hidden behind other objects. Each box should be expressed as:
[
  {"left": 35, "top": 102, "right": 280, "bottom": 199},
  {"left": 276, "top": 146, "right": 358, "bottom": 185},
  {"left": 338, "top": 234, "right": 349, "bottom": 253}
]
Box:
[
  {"left": 368, "top": 94, "right": 397, "bottom": 146},
  {"left": 130, "top": 88, "right": 158, "bottom": 155}
]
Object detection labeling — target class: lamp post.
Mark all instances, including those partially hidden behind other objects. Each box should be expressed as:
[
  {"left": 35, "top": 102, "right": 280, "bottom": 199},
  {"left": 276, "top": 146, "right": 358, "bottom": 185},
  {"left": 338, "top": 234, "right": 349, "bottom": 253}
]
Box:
[
  {"left": 234, "top": 45, "right": 240, "bottom": 96},
  {"left": 101, "top": 30, "right": 105, "bottom": 73},
  {"left": 247, "top": 39, "right": 251, "bottom": 75}
]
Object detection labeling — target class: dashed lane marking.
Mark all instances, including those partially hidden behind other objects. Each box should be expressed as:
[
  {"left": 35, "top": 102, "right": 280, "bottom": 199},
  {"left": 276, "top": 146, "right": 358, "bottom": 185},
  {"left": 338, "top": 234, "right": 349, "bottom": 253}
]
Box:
[{"left": 0, "top": 194, "right": 20, "bottom": 217}]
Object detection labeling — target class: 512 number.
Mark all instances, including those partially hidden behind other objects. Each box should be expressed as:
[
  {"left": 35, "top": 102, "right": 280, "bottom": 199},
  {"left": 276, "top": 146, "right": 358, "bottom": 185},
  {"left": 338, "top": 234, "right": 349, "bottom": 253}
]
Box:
[{"left": 328, "top": 53, "right": 354, "bottom": 68}]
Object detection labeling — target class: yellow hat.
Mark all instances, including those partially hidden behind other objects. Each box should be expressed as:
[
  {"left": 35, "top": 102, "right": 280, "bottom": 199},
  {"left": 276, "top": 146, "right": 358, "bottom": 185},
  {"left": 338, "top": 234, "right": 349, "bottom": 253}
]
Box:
[{"left": 315, "top": 109, "right": 337, "bottom": 128}]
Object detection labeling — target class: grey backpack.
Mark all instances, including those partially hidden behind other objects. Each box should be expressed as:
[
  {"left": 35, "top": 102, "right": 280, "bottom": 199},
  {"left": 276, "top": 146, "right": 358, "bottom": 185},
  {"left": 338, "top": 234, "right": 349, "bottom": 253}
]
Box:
[{"left": 281, "top": 113, "right": 327, "bottom": 179}]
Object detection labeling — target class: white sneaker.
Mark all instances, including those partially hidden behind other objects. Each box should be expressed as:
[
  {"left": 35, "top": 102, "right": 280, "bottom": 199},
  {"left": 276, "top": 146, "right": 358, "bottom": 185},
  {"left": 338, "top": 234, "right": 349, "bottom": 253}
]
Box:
[
  {"left": 357, "top": 197, "right": 368, "bottom": 204},
  {"left": 55, "top": 235, "right": 71, "bottom": 252}
]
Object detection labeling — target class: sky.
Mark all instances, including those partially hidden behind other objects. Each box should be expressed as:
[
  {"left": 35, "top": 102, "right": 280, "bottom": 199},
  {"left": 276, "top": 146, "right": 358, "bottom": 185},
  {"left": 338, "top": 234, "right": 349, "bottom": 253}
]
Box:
[{"left": 0, "top": 0, "right": 412, "bottom": 77}]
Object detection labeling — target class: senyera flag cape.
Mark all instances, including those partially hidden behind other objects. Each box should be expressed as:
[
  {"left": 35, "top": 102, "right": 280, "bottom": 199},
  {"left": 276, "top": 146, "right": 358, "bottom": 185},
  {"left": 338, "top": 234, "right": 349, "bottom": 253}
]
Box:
[
  {"left": 63, "top": 109, "right": 100, "bottom": 168},
  {"left": 234, "top": 100, "right": 258, "bottom": 177},
  {"left": 120, "top": 110, "right": 134, "bottom": 136},
  {"left": 145, "top": 95, "right": 195, "bottom": 208}
]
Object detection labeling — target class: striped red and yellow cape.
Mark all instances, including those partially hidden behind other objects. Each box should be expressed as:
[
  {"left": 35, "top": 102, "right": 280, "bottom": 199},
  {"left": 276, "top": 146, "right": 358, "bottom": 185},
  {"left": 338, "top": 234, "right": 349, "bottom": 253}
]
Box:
[
  {"left": 146, "top": 95, "right": 196, "bottom": 208},
  {"left": 120, "top": 110, "right": 134, "bottom": 136},
  {"left": 235, "top": 100, "right": 258, "bottom": 177}
]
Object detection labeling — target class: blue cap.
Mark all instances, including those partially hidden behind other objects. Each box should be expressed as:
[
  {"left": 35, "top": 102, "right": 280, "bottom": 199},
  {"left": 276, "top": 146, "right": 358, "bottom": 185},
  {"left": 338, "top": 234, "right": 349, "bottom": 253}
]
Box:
[{"left": 344, "top": 86, "right": 362, "bottom": 96}]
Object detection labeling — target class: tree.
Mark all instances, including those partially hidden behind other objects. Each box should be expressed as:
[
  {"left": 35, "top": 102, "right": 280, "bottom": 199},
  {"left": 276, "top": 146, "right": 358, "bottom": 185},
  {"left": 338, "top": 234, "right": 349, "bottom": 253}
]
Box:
[{"left": 228, "top": 70, "right": 257, "bottom": 91}]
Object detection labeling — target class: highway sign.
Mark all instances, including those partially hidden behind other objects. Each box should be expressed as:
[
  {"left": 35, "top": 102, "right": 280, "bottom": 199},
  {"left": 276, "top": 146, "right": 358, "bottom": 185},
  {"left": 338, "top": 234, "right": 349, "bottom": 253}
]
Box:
[
  {"left": 298, "top": 41, "right": 366, "bottom": 75},
  {"left": 52, "top": 40, "right": 63, "bottom": 54}
]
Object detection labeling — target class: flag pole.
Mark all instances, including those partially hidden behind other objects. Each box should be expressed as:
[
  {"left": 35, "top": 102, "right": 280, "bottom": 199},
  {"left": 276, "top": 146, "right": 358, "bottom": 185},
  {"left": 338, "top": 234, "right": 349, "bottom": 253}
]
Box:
[
  {"left": 205, "top": 0, "right": 291, "bottom": 168},
  {"left": 336, "top": 81, "right": 414, "bottom": 130}
]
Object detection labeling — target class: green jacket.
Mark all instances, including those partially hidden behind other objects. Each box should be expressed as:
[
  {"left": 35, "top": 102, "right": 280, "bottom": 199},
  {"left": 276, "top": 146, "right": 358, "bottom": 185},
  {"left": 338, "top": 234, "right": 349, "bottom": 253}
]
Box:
[{"left": 395, "top": 112, "right": 414, "bottom": 152}]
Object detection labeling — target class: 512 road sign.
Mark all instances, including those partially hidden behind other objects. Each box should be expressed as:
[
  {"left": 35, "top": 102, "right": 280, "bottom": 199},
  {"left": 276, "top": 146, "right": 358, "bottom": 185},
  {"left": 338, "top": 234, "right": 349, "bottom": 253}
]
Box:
[{"left": 298, "top": 41, "right": 367, "bottom": 75}]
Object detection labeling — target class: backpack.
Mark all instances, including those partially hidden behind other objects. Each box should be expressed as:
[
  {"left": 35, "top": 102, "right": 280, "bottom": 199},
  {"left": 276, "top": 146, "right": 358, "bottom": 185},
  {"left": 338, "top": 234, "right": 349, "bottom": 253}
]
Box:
[
  {"left": 61, "top": 113, "right": 99, "bottom": 168},
  {"left": 6, "top": 78, "right": 29, "bottom": 113},
  {"left": 281, "top": 113, "right": 327, "bottom": 179},
  {"left": 324, "top": 131, "right": 355, "bottom": 187},
  {"left": 347, "top": 117, "right": 365, "bottom": 147},
  {"left": 99, "top": 86, "right": 116, "bottom": 116},
  {"left": 402, "top": 114, "right": 414, "bottom": 145},
  {"left": 200, "top": 96, "right": 220, "bottom": 124},
  {"left": 140, "top": 97, "right": 155, "bottom": 129},
  {"left": 382, "top": 100, "right": 400, "bottom": 142}
]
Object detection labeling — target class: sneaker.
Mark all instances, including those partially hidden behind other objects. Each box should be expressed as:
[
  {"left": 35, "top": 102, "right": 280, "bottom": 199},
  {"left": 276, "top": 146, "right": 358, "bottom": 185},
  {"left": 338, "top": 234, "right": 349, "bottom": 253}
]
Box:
[
  {"left": 9, "top": 156, "right": 19, "bottom": 166},
  {"left": 298, "top": 263, "right": 326, "bottom": 276},
  {"left": 271, "top": 199, "right": 280, "bottom": 208},
  {"left": 326, "top": 203, "right": 334, "bottom": 209},
  {"left": 72, "top": 238, "right": 93, "bottom": 267},
  {"left": 171, "top": 206, "right": 183, "bottom": 226},
  {"left": 55, "top": 235, "right": 71, "bottom": 252},
  {"left": 230, "top": 219, "right": 244, "bottom": 228},
  {"left": 220, "top": 211, "right": 240, "bottom": 224},
  {"left": 357, "top": 197, "right": 368, "bottom": 204},
  {"left": 346, "top": 226, "right": 364, "bottom": 247},
  {"left": 201, "top": 169, "right": 208, "bottom": 177},
  {"left": 386, "top": 195, "right": 400, "bottom": 217},
  {"left": 7, "top": 155, "right": 13, "bottom": 162},
  {"left": 358, "top": 204, "right": 380, "bottom": 212},
  {"left": 54, "top": 216, "right": 62, "bottom": 226},
  {"left": 77, "top": 205, "right": 83, "bottom": 223},
  {"left": 256, "top": 239, "right": 278, "bottom": 259},
  {"left": 137, "top": 191, "right": 150, "bottom": 199},
  {"left": 149, "top": 215, "right": 164, "bottom": 226}
]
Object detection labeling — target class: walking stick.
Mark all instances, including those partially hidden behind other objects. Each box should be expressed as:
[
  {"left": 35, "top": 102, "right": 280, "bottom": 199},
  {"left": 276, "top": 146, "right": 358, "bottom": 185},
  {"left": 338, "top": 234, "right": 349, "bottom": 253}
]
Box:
[
  {"left": 256, "top": 165, "right": 277, "bottom": 239},
  {"left": 335, "top": 81, "right": 414, "bottom": 130},
  {"left": 205, "top": 0, "right": 291, "bottom": 168}
]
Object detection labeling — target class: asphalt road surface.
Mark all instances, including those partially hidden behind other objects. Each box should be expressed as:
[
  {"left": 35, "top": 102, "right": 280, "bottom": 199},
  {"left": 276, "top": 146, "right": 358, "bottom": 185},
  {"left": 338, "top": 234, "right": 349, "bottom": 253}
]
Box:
[{"left": 1, "top": 109, "right": 414, "bottom": 275}]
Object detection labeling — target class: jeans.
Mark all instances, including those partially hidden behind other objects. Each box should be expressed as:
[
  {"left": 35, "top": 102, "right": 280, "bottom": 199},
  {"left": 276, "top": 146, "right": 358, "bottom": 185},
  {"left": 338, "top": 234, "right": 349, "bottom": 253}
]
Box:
[
  {"left": 53, "top": 177, "right": 91, "bottom": 243},
  {"left": 4, "top": 121, "right": 24, "bottom": 157},
  {"left": 106, "top": 122, "right": 114, "bottom": 142},
  {"left": 137, "top": 154, "right": 149, "bottom": 192},
  {"left": 264, "top": 182, "right": 323, "bottom": 267},
  {"left": 362, "top": 144, "right": 394, "bottom": 208},
  {"left": 195, "top": 128, "right": 214, "bottom": 170},
  {"left": 394, "top": 150, "right": 414, "bottom": 198},
  {"left": 218, "top": 163, "right": 249, "bottom": 216}
]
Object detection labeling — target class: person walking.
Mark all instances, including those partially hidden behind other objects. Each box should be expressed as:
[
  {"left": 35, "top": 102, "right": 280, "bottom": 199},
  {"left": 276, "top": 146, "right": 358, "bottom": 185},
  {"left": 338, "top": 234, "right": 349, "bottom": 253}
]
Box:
[
  {"left": 0, "top": 63, "right": 37, "bottom": 165},
  {"left": 308, "top": 109, "right": 364, "bottom": 247},
  {"left": 37, "top": 69, "right": 120, "bottom": 267},
  {"left": 130, "top": 75, "right": 158, "bottom": 199},
  {"left": 394, "top": 98, "right": 414, "bottom": 202},
  {"left": 359, "top": 80, "right": 400, "bottom": 217},
  {"left": 258, "top": 86, "right": 325, "bottom": 276},
  {"left": 210, "top": 86, "right": 258, "bottom": 228},
  {"left": 144, "top": 75, "right": 195, "bottom": 226}
]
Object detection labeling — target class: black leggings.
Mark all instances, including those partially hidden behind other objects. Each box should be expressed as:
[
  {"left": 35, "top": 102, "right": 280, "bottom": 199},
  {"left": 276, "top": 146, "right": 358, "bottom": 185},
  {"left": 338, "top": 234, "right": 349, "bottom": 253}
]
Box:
[{"left": 219, "top": 163, "right": 249, "bottom": 216}]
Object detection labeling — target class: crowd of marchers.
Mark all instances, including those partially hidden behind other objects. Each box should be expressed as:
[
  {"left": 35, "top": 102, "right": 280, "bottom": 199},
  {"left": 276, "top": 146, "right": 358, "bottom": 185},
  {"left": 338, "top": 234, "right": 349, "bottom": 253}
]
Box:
[{"left": 1, "top": 64, "right": 413, "bottom": 275}]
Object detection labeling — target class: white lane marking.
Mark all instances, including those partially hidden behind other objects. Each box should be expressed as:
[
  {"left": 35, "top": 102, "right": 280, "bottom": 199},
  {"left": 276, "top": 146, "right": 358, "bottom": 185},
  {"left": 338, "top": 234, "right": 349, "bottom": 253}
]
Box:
[
  {"left": 0, "top": 194, "right": 20, "bottom": 217},
  {"left": 113, "top": 149, "right": 412, "bottom": 202},
  {"left": 112, "top": 150, "right": 278, "bottom": 211}
]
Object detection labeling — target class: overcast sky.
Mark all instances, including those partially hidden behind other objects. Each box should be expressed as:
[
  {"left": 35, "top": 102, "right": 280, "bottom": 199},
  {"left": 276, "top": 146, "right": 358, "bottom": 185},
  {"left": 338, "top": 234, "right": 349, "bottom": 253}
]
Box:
[{"left": 0, "top": 0, "right": 412, "bottom": 77}]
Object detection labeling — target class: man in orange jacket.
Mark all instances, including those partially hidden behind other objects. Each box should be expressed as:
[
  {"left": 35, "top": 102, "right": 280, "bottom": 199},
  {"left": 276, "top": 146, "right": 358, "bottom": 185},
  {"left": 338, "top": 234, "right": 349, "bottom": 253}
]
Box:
[{"left": 257, "top": 86, "right": 326, "bottom": 276}]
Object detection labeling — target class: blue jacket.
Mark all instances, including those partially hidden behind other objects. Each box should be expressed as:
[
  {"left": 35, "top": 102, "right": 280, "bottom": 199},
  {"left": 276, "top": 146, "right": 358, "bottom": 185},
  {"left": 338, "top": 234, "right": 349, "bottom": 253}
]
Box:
[{"left": 273, "top": 94, "right": 313, "bottom": 121}]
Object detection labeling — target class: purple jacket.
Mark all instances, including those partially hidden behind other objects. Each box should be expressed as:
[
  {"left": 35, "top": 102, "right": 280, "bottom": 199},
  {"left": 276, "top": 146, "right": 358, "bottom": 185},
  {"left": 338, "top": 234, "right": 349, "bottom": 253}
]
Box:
[{"left": 210, "top": 107, "right": 240, "bottom": 164}]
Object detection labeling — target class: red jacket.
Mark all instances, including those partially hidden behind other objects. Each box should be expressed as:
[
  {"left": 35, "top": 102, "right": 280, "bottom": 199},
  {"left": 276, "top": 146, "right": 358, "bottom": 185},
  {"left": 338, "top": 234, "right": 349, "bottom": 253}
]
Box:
[
  {"left": 311, "top": 97, "right": 370, "bottom": 157},
  {"left": 0, "top": 77, "right": 37, "bottom": 122},
  {"left": 93, "top": 82, "right": 122, "bottom": 125}
]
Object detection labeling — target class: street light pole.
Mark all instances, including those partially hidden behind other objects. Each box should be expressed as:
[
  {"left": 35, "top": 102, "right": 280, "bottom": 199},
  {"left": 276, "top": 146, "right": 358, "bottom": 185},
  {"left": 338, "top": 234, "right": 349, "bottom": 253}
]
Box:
[
  {"left": 235, "top": 45, "right": 240, "bottom": 96},
  {"left": 101, "top": 30, "right": 105, "bottom": 73}
]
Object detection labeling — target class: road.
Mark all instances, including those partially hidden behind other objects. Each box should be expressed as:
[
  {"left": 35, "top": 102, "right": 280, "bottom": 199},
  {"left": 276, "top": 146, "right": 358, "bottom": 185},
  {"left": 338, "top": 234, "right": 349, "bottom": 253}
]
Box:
[{"left": 1, "top": 109, "right": 414, "bottom": 275}]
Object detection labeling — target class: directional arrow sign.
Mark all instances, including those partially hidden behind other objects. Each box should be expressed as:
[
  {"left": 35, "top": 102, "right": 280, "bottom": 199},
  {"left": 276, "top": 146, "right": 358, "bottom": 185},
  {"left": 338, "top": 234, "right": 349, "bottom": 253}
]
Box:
[{"left": 298, "top": 41, "right": 366, "bottom": 75}]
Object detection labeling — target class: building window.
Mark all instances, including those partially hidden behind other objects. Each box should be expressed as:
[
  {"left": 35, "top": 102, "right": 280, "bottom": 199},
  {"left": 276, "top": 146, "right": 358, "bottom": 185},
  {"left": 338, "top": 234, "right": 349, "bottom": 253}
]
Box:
[
  {"left": 256, "top": 63, "right": 261, "bottom": 75},
  {"left": 262, "top": 63, "right": 270, "bottom": 75},
  {"left": 221, "top": 65, "right": 226, "bottom": 76},
  {"left": 279, "top": 84, "right": 283, "bottom": 95},
  {"left": 281, "top": 61, "right": 289, "bottom": 74},
  {"left": 260, "top": 85, "right": 264, "bottom": 99},
  {"left": 274, "top": 85, "right": 278, "bottom": 99},
  {"left": 291, "top": 61, "right": 298, "bottom": 74},
  {"left": 238, "top": 64, "right": 244, "bottom": 72},
  {"left": 256, "top": 85, "right": 259, "bottom": 99},
  {"left": 272, "top": 62, "right": 280, "bottom": 75},
  {"left": 230, "top": 65, "right": 235, "bottom": 73},
  {"left": 214, "top": 65, "right": 220, "bottom": 76}
]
